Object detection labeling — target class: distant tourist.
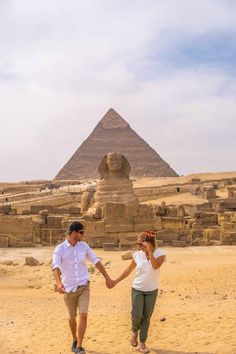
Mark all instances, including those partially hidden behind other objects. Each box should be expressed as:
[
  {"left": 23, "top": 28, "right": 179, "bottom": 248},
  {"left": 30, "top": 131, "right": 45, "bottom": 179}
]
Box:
[
  {"left": 114, "top": 231, "right": 166, "bottom": 353},
  {"left": 52, "top": 221, "right": 114, "bottom": 354}
]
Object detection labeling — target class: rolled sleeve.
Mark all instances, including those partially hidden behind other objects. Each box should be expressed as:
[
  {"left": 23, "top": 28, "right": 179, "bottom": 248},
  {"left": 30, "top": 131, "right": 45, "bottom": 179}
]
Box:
[
  {"left": 132, "top": 252, "right": 137, "bottom": 265},
  {"left": 52, "top": 245, "right": 62, "bottom": 271},
  {"left": 85, "top": 245, "right": 101, "bottom": 265}
]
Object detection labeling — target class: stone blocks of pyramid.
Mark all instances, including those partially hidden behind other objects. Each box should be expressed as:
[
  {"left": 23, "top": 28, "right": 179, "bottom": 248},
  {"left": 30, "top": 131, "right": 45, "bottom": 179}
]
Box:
[{"left": 55, "top": 108, "right": 178, "bottom": 180}]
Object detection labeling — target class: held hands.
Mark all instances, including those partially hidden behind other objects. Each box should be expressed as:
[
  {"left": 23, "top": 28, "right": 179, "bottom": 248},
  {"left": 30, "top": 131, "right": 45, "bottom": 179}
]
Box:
[{"left": 106, "top": 277, "right": 117, "bottom": 289}]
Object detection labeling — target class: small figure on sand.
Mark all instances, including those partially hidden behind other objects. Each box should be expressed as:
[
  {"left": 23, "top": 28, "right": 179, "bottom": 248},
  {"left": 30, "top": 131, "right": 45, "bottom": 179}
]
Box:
[
  {"left": 113, "top": 230, "right": 166, "bottom": 353},
  {"left": 52, "top": 221, "right": 115, "bottom": 354}
]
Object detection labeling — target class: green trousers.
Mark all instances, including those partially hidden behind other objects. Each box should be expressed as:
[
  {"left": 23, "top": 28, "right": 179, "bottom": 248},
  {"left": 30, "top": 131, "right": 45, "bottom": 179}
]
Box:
[{"left": 131, "top": 287, "right": 158, "bottom": 343}]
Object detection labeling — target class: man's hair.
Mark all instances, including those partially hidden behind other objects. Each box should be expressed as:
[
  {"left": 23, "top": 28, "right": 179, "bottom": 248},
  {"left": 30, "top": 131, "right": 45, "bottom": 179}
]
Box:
[{"left": 68, "top": 221, "right": 84, "bottom": 235}]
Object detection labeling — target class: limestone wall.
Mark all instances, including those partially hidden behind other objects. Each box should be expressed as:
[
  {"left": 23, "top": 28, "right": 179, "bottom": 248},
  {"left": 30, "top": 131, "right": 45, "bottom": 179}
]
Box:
[{"left": 0, "top": 215, "right": 34, "bottom": 247}]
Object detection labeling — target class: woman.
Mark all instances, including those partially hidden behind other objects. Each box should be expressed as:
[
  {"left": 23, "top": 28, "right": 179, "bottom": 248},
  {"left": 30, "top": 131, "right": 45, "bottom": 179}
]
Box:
[{"left": 114, "top": 230, "right": 166, "bottom": 353}]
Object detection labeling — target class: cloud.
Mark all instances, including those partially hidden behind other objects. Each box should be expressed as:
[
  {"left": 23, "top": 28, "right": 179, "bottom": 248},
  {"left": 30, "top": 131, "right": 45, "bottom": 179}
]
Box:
[{"left": 0, "top": 0, "right": 235, "bottom": 181}]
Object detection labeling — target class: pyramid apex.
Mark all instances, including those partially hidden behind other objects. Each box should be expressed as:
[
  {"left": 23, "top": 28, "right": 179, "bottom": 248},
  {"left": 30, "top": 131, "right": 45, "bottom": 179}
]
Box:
[{"left": 99, "top": 108, "right": 129, "bottom": 129}]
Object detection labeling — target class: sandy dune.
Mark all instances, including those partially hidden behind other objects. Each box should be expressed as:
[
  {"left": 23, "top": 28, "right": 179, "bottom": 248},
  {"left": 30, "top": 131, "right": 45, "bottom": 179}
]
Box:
[
  {"left": 133, "top": 171, "right": 236, "bottom": 189},
  {"left": 0, "top": 246, "right": 236, "bottom": 354}
]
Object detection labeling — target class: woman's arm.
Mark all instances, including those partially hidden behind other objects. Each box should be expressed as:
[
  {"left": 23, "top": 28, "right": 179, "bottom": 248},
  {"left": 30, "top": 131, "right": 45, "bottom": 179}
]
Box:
[
  {"left": 148, "top": 253, "right": 165, "bottom": 270},
  {"left": 114, "top": 259, "right": 136, "bottom": 285},
  {"left": 143, "top": 242, "right": 165, "bottom": 270}
]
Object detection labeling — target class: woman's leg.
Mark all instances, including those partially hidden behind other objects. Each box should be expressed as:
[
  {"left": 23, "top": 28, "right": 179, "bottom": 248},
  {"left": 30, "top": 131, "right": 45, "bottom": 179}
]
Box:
[
  {"left": 139, "top": 289, "right": 158, "bottom": 343},
  {"left": 131, "top": 288, "right": 145, "bottom": 332}
]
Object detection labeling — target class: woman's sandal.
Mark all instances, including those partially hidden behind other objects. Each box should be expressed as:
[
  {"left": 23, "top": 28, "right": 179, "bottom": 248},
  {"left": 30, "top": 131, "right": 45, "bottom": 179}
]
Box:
[
  {"left": 130, "top": 331, "right": 138, "bottom": 347},
  {"left": 139, "top": 343, "right": 150, "bottom": 353}
]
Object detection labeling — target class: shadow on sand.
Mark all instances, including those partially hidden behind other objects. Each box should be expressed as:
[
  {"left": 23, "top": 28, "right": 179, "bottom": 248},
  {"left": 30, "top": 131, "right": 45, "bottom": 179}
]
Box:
[{"left": 87, "top": 349, "right": 213, "bottom": 354}]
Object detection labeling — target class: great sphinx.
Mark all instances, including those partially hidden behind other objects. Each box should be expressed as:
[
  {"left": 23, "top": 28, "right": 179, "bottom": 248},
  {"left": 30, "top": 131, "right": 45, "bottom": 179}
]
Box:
[{"left": 92, "top": 152, "right": 138, "bottom": 206}]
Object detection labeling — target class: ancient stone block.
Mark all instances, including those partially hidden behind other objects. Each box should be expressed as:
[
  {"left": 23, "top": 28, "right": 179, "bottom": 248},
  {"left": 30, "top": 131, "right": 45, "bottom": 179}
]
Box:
[
  {"left": 153, "top": 217, "right": 163, "bottom": 230},
  {"left": 39, "top": 210, "right": 49, "bottom": 218},
  {"left": 221, "top": 231, "right": 236, "bottom": 244},
  {"left": 103, "top": 242, "right": 118, "bottom": 251},
  {"left": 103, "top": 203, "right": 125, "bottom": 218},
  {"left": 190, "top": 229, "right": 203, "bottom": 239},
  {"left": 179, "top": 229, "right": 189, "bottom": 236},
  {"left": 134, "top": 216, "right": 154, "bottom": 224},
  {"left": 138, "top": 204, "right": 153, "bottom": 216},
  {"left": 25, "top": 257, "right": 40, "bottom": 266},
  {"left": 194, "top": 212, "right": 218, "bottom": 224},
  {"left": 68, "top": 206, "right": 81, "bottom": 215},
  {"left": 155, "top": 205, "right": 167, "bottom": 216},
  {"left": 222, "top": 222, "right": 236, "bottom": 230},
  {"left": 30, "top": 205, "right": 54, "bottom": 214},
  {"left": 134, "top": 223, "right": 155, "bottom": 232},
  {"left": 166, "top": 207, "right": 178, "bottom": 217},
  {"left": 84, "top": 221, "right": 105, "bottom": 237},
  {"left": 81, "top": 191, "right": 94, "bottom": 212},
  {"left": 46, "top": 216, "right": 63, "bottom": 228},
  {"left": 124, "top": 204, "right": 139, "bottom": 217},
  {"left": 0, "top": 215, "right": 33, "bottom": 234},
  {"left": 118, "top": 232, "right": 139, "bottom": 243},
  {"left": 172, "top": 240, "right": 188, "bottom": 247},
  {"left": 104, "top": 217, "right": 134, "bottom": 233},
  {"left": 177, "top": 205, "right": 185, "bottom": 217},
  {"left": 161, "top": 217, "right": 185, "bottom": 229},
  {"left": 88, "top": 237, "right": 104, "bottom": 248},
  {"left": 204, "top": 228, "right": 221, "bottom": 240},
  {"left": 93, "top": 207, "right": 102, "bottom": 219},
  {"left": 156, "top": 229, "right": 180, "bottom": 242},
  {"left": 0, "top": 205, "right": 11, "bottom": 215},
  {"left": 121, "top": 250, "right": 133, "bottom": 260},
  {"left": 119, "top": 243, "right": 137, "bottom": 251}
]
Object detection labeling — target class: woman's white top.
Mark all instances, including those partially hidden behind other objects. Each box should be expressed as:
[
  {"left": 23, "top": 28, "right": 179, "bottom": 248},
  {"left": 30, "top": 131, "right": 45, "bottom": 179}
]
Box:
[{"left": 132, "top": 248, "right": 166, "bottom": 292}]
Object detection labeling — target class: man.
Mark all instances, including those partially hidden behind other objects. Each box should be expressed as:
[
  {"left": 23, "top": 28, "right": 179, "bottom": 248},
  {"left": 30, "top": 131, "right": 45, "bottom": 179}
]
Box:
[{"left": 52, "top": 221, "right": 114, "bottom": 354}]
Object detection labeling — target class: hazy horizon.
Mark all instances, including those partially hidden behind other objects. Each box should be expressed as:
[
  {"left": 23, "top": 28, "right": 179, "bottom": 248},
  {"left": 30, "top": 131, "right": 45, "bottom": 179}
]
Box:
[{"left": 1, "top": 1, "right": 236, "bottom": 182}]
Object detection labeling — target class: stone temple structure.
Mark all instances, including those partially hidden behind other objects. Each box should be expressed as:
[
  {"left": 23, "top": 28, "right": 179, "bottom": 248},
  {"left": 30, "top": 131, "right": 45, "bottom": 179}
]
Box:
[{"left": 55, "top": 108, "right": 178, "bottom": 180}]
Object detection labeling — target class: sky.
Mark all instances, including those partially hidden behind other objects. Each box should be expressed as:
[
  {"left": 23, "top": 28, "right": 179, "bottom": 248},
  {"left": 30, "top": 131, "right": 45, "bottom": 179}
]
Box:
[{"left": 0, "top": 0, "right": 236, "bottom": 182}]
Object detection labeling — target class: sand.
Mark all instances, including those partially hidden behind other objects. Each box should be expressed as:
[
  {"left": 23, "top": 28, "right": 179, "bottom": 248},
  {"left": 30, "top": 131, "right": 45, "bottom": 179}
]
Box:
[
  {"left": 0, "top": 246, "right": 236, "bottom": 354},
  {"left": 133, "top": 172, "right": 236, "bottom": 189}
]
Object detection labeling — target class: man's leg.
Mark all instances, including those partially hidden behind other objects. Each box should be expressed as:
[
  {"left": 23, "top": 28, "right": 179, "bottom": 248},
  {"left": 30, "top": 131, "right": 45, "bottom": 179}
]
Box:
[
  {"left": 64, "top": 292, "right": 78, "bottom": 351},
  {"left": 64, "top": 293, "right": 78, "bottom": 338},
  {"left": 77, "top": 313, "right": 88, "bottom": 347},
  {"left": 77, "top": 283, "right": 90, "bottom": 349},
  {"left": 69, "top": 318, "right": 77, "bottom": 341}
]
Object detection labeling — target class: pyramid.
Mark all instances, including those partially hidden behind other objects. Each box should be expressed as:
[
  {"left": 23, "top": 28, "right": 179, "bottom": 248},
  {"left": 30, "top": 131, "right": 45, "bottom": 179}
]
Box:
[{"left": 55, "top": 108, "right": 178, "bottom": 180}]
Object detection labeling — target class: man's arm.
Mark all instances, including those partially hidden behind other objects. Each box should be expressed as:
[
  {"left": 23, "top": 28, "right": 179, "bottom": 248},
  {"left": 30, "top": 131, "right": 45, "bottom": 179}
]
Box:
[
  {"left": 95, "top": 261, "right": 115, "bottom": 288},
  {"left": 53, "top": 268, "right": 65, "bottom": 293},
  {"left": 52, "top": 246, "right": 65, "bottom": 293}
]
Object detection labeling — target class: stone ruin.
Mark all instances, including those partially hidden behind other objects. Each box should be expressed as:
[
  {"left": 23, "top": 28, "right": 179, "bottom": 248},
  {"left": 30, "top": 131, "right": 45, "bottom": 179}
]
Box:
[
  {"left": 0, "top": 154, "right": 236, "bottom": 249},
  {"left": 88, "top": 152, "right": 138, "bottom": 209}
]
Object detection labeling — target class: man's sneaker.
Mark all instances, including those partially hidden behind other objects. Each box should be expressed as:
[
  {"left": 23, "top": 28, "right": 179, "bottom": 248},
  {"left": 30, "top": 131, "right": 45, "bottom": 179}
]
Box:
[
  {"left": 75, "top": 347, "right": 86, "bottom": 354},
  {"left": 71, "top": 340, "right": 77, "bottom": 352}
]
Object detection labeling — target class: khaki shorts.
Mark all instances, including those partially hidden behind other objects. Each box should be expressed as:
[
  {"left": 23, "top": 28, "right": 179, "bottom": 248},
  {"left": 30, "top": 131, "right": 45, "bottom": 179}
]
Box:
[{"left": 64, "top": 283, "right": 90, "bottom": 320}]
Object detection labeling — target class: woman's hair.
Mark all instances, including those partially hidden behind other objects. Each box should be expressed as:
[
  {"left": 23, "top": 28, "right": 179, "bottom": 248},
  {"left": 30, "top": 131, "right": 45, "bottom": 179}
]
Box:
[{"left": 138, "top": 230, "right": 156, "bottom": 248}]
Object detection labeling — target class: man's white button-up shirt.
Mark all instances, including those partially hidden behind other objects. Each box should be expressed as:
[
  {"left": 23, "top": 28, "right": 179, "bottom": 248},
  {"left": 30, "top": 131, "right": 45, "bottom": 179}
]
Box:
[{"left": 52, "top": 239, "right": 100, "bottom": 292}]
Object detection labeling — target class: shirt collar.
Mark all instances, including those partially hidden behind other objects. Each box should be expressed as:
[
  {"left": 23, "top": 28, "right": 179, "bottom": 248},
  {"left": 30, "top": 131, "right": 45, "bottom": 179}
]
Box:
[
  {"left": 65, "top": 239, "right": 81, "bottom": 248},
  {"left": 65, "top": 239, "right": 72, "bottom": 247}
]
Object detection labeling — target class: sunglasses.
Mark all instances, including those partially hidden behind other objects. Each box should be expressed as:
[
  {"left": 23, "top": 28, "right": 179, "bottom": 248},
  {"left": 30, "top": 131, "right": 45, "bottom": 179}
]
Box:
[{"left": 78, "top": 230, "right": 85, "bottom": 234}]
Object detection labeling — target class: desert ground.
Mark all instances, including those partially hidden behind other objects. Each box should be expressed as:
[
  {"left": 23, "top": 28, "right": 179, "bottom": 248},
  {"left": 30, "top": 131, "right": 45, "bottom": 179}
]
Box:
[{"left": 0, "top": 246, "right": 236, "bottom": 354}]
